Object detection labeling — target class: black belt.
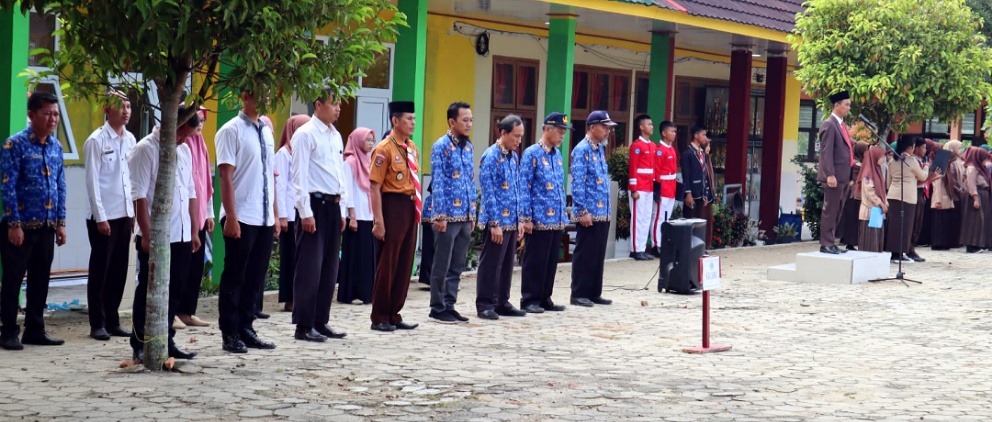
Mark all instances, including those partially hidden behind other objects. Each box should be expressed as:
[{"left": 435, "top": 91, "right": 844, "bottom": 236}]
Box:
[
  {"left": 383, "top": 192, "right": 416, "bottom": 201},
  {"left": 311, "top": 192, "right": 340, "bottom": 203}
]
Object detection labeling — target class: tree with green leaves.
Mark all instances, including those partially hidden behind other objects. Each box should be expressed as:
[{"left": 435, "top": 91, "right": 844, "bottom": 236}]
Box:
[
  {"left": 789, "top": 0, "right": 992, "bottom": 140},
  {"left": 966, "top": 0, "right": 992, "bottom": 42},
  {"left": 0, "top": 0, "right": 402, "bottom": 371}
]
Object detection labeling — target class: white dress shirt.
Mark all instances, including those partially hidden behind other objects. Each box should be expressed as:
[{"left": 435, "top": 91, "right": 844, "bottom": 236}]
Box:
[
  {"left": 215, "top": 112, "right": 277, "bottom": 227},
  {"left": 84, "top": 122, "right": 136, "bottom": 222},
  {"left": 290, "top": 117, "right": 348, "bottom": 219},
  {"left": 273, "top": 146, "right": 295, "bottom": 222},
  {"left": 344, "top": 162, "right": 372, "bottom": 221},
  {"left": 128, "top": 130, "right": 196, "bottom": 243}
]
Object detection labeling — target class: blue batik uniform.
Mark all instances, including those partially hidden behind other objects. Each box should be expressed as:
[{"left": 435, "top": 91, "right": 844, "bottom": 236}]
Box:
[
  {"left": 429, "top": 132, "right": 476, "bottom": 222},
  {"left": 479, "top": 143, "right": 521, "bottom": 230},
  {"left": 1, "top": 127, "right": 67, "bottom": 229},
  {"left": 519, "top": 141, "right": 567, "bottom": 231},
  {"left": 570, "top": 138, "right": 610, "bottom": 222}
]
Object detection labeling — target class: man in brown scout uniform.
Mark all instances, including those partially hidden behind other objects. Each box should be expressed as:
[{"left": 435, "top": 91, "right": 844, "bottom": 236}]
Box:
[{"left": 369, "top": 101, "right": 421, "bottom": 332}]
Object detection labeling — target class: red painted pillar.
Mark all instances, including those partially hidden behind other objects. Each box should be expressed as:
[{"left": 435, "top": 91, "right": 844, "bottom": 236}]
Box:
[
  {"left": 759, "top": 53, "right": 788, "bottom": 234},
  {"left": 724, "top": 47, "right": 752, "bottom": 187}
]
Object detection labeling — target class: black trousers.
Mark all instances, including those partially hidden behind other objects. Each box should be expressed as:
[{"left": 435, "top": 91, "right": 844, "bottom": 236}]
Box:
[
  {"left": 130, "top": 238, "right": 191, "bottom": 353},
  {"left": 0, "top": 226, "right": 55, "bottom": 337},
  {"left": 417, "top": 221, "right": 434, "bottom": 286},
  {"left": 476, "top": 229, "right": 517, "bottom": 312},
  {"left": 338, "top": 220, "right": 375, "bottom": 304},
  {"left": 178, "top": 228, "right": 207, "bottom": 316},
  {"left": 571, "top": 221, "right": 609, "bottom": 300},
  {"left": 218, "top": 220, "right": 274, "bottom": 334},
  {"left": 520, "top": 229, "right": 562, "bottom": 309},
  {"left": 86, "top": 217, "right": 132, "bottom": 330},
  {"left": 278, "top": 223, "right": 296, "bottom": 303},
  {"left": 292, "top": 194, "right": 342, "bottom": 328}
]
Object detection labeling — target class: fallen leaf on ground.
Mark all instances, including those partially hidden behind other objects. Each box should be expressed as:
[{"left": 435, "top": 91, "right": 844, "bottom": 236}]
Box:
[
  {"left": 641, "top": 300, "right": 649, "bottom": 306},
  {"left": 189, "top": 338, "right": 198, "bottom": 343}
]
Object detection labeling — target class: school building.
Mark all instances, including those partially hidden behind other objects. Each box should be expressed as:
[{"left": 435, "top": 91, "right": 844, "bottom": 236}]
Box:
[{"left": 15, "top": 1, "right": 980, "bottom": 277}]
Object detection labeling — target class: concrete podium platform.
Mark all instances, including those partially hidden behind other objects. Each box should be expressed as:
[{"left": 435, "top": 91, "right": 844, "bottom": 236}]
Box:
[{"left": 767, "top": 250, "right": 891, "bottom": 285}]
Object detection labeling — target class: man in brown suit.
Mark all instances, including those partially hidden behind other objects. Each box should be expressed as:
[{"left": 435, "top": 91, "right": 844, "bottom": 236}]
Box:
[{"left": 816, "top": 91, "right": 854, "bottom": 254}]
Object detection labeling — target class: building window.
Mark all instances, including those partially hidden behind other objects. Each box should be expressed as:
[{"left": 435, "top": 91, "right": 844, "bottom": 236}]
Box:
[
  {"left": 492, "top": 57, "right": 539, "bottom": 149},
  {"left": 796, "top": 100, "right": 822, "bottom": 162},
  {"left": 28, "top": 11, "right": 77, "bottom": 160},
  {"left": 570, "top": 65, "right": 631, "bottom": 157},
  {"left": 634, "top": 73, "right": 649, "bottom": 115}
]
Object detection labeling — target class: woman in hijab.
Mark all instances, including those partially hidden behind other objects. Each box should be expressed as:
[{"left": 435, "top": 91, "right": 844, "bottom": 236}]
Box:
[
  {"left": 960, "top": 147, "right": 991, "bottom": 253},
  {"left": 337, "top": 127, "right": 377, "bottom": 304},
  {"left": 839, "top": 141, "right": 870, "bottom": 250},
  {"left": 857, "top": 146, "right": 888, "bottom": 252},
  {"left": 944, "top": 140, "right": 967, "bottom": 248},
  {"left": 931, "top": 141, "right": 963, "bottom": 250},
  {"left": 274, "top": 114, "right": 311, "bottom": 312}
]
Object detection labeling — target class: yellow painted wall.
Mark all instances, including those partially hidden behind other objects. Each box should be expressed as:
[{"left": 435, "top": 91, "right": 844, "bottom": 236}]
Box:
[
  {"left": 779, "top": 73, "right": 803, "bottom": 213},
  {"left": 421, "top": 14, "right": 478, "bottom": 174},
  {"left": 64, "top": 97, "right": 104, "bottom": 166}
]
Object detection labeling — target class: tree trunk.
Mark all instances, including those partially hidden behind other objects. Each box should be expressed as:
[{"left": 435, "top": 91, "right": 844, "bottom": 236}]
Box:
[{"left": 143, "top": 83, "right": 184, "bottom": 371}]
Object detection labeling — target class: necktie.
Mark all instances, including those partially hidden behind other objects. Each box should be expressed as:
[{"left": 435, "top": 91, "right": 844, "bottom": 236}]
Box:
[
  {"left": 840, "top": 121, "right": 854, "bottom": 166},
  {"left": 256, "top": 124, "right": 269, "bottom": 224}
]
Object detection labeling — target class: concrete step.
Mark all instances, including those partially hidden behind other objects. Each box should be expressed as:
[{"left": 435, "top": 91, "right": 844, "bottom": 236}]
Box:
[
  {"left": 793, "top": 250, "right": 891, "bottom": 285},
  {"left": 767, "top": 263, "right": 799, "bottom": 282}
]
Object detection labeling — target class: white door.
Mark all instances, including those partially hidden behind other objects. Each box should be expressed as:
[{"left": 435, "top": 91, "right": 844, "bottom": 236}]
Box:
[{"left": 356, "top": 96, "right": 390, "bottom": 139}]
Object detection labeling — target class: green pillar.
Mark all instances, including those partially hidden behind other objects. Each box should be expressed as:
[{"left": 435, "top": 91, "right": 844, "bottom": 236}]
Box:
[
  {"left": 544, "top": 10, "right": 576, "bottom": 180},
  {"left": 1, "top": 8, "right": 28, "bottom": 139},
  {"left": 647, "top": 31, "right": 674, "bottom": 142},
  {"left": 210, "top": 62, "right": 238, "bottom": 286},
  {"left": 393, "top": 0, "right": 427, "bottom": 156}
]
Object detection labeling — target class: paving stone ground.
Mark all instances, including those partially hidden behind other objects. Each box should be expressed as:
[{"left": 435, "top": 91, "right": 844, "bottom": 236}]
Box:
[{"left": 1, "top": 242, "right": 991, "bottom": 421}]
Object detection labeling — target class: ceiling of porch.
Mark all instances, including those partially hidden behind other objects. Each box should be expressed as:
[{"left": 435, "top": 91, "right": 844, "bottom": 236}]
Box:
[{"left": 427, "top": 0, "right": 798, "bottom": 66}]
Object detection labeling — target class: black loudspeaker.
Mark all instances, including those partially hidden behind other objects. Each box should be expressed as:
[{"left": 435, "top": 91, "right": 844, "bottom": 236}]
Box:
[{"left": 658, "top": 218, "right": 707, "bottom": 294}]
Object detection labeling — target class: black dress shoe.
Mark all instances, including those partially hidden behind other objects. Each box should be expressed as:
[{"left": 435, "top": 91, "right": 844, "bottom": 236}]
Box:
[
  {"left": 590, "top": 297, "right": 612, "bottom": 305},
  {"left": 522, "top": 304, "right": 545, "bottom": 314},
  {"left": 819, "top": 245, "right": 841, "bottom": 254},
  {"left": 907, "top": 252, "right": 926, "bottom": 262},
  {"left": 255, "top": 311, "right": 270, "bottom": 319},
  {"left": 168, "top": 346, "right": 198, "bottom": 360},
  {"left": 648, "top": 247, "right": 662, "bottom": 258},
  {"left": 846, "top": 244, "right": 857, "bottom": 251},
  {"left": 90, "top": 328, "right": 111, "bottom": 341},
  {"left": 449, "top": 310, "right": 470, "bottom": 322},
  {"left": 239, "top": 328, "right": 276, "bottom": 349},
  {"left": 315, "top": 324, "right": 347, "bottom": 339},
  {"left": 294, "top": 326, "right": 328, "bottom": 342},
  {"left": 222, "top": 333, "right": 248, "bottom": 353},
  {"left": 106, "top": 326, "right": 132, "bottom": 337},
  {"left": 477, "top": 309, "right": 500, "bottom": 320},
  {"left": 370, "top": 323, "right": 396, "bottom": 332},
  {"left": 1, "top": 335, "right": 23, "bottom": 350},
  {"left": 542, "top": 303, "right": 566, "bottom": 312},
  {"left": 394, "top": 322, "right": 419, "bottom": 330},
  {"left": 495, "top": 305, "right": 526, "bottom": 317},
  {"left": 570, "top": 298, "right": 594, "bottom": 307},
  {"left": 630, "top": 252, "right": 652, "bottom": 261},
  {"left": 21, "top": 332, "right": 64, "bottom": 346}
]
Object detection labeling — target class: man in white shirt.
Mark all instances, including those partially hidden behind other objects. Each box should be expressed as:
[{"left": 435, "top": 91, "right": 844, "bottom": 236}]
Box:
[
  {"left": 127, "top": 106, "right": 201, "bottom": 362},
  {"left": 83, "top": 90, "right": 136, "bottom": 341},
  {"left": 216, "top": 91, "right": 279, "bottom": 354},
  {"left": 290, "top": 91, "right": 348, "bottom": 342}
]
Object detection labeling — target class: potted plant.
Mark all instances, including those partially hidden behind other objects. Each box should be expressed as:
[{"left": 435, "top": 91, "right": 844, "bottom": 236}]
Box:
[{"left": 773, "top": 222, "right": 799, "bottom": 243}]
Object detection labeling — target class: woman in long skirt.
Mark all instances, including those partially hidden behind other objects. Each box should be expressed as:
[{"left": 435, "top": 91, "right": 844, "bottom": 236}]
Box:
[
  {"left": 840, "top": 141, "right": 870, "bottom": 250},
  {"left": 960, "top": 147, "right": 991, "bottom": 253},
  {"left": 931, "top": 141, "right": 963, "bottom": 250},
  {"left": 857, "top": 146, "right": 888, "bottom": 252},
  {"left": 275, "top": 115, "right": 310, "bottom": 312},
  {"left": 337, "top": 127, "right": 377, "bottom": 304}
]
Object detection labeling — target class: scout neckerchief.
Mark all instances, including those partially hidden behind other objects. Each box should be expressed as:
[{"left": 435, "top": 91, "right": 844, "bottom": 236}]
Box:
[{"left": 390, "top": 135, "right": 422, "bottom": 222}]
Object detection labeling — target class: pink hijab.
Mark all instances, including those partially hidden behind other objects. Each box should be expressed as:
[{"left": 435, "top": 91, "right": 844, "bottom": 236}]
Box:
[
  {"left": 279, "top": 115, "right": 310, "bottom": 151},
  {"left": 345, "top": 127, "right": 375, "bottom": 194}
]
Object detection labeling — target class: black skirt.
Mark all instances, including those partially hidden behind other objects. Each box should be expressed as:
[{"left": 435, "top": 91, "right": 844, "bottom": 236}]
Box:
[
  {"left": 337, "top": 220, "right": 376, "bottom": 304},
  {"left": 961, "top": 190, "right": 989, "bottom": 248},
  {"left": 885, "top": 200, "right": 916, "bottom": 255},
  {"left": 929, "top": 208, "right": 956, "bottom": 249},
  {"left": 839, "top": 198, "right": 862, "bottom": 246}
]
